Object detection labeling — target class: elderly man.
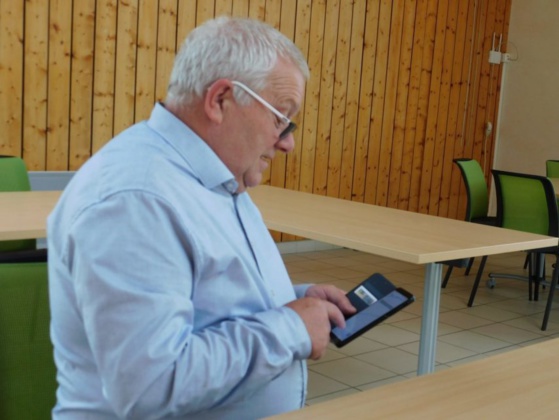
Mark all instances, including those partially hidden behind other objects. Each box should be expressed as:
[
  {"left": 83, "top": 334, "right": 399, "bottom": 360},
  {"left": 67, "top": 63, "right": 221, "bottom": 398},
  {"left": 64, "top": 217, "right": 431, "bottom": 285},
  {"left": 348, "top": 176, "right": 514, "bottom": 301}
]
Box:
[{"left": 48, "top": 16, "right": 354, "bottom": 419}]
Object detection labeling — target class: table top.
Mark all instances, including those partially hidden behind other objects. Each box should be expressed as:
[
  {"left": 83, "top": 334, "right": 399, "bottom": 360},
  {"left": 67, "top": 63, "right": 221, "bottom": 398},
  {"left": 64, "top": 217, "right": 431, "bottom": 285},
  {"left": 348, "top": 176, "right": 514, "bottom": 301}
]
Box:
[
  {"left": 0, "top": 190, "right": 61, "bottom": 241},
  {"left": 269, "top": 338, "right": 559, "bottom": 419},
  {"left": 1, "top": 187, "right": 556, "bottom": 263},
  {"left": 248, "top": 186, "right": 557, "bottom": 264}
]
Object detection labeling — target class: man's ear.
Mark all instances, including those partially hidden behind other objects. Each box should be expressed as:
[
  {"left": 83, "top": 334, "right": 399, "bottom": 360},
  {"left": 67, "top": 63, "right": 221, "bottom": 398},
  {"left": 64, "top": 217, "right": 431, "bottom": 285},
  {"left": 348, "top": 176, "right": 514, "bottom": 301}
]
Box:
[{"left": 204, "top": 79, "right": 234, "bottom": 124}]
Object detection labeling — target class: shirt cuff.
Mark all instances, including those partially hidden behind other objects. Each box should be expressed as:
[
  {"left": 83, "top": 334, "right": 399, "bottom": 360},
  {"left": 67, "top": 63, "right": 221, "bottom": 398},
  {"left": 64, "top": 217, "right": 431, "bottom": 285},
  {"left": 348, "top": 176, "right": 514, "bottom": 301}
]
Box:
[
  {"left": 253, "top": 306, "right": 312, "bottom": 360},
  {"left": 293, "top": 283, "right": 312, "bottom": 299}
]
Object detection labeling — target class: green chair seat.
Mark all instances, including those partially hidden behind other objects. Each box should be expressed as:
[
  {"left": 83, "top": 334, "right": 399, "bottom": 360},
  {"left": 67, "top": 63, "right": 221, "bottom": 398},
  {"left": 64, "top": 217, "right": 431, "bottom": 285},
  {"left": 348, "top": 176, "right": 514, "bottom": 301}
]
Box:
[{"left": 0, "top": 262, "right": 56, "bottom": 418}]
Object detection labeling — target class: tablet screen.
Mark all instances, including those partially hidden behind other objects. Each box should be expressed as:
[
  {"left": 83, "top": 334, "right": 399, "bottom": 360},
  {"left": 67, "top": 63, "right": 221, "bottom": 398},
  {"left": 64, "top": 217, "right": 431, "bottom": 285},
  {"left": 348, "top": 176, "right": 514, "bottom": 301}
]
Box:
[{"left": 331, "top": 288, "right": 412, "bottom": 346}]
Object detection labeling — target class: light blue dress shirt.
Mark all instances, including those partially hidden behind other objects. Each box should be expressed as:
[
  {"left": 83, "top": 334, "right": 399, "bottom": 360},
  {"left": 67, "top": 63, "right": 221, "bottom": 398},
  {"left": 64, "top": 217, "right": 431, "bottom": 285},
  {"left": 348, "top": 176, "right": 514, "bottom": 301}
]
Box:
[{"left": 48, "top": 103, "right": 312, "bottom": 419}]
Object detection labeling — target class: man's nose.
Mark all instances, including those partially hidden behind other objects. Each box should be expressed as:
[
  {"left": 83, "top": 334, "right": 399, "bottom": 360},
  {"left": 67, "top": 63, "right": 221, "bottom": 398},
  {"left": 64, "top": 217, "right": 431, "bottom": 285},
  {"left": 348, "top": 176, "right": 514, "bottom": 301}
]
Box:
[{"left": 277, "top": 133, "right": 295, "bottom": 153}]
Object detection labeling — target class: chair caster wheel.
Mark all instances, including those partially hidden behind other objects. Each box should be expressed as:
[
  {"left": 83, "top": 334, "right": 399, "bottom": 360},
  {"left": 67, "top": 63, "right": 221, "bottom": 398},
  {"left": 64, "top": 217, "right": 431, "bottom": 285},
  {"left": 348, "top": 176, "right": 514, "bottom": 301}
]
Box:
[{"left": 486, "top": 279, "right": 496, "bottom": 289}]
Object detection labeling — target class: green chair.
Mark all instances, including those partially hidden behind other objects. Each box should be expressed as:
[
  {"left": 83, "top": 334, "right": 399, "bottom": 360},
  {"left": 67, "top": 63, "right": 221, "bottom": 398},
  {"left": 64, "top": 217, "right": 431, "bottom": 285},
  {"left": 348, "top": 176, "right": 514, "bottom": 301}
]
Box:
[
  {"left": 546, "top": 159, "right": 559, "bottom": 178},
  {"left": 483, "top": 170, "right": 559, "bottom": 330},
  {"left": 0, "top": 262, "right": 57, "bottom": 418},
  {"left": 0, "top": 156, "right": 47, "bottom": 263},
  {"left": 546, "top": 159, "right": 559, "bottom": 219},
  {"left": 442, "top": 159, "right": 497, "bottom": 307}
]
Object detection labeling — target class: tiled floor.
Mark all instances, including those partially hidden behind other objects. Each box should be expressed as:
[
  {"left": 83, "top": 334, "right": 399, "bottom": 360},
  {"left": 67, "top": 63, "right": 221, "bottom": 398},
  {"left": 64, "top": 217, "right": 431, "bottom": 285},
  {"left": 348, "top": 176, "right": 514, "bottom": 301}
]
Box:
[{"left": 281, "top": 247, "right": 559, "bottom": 406}]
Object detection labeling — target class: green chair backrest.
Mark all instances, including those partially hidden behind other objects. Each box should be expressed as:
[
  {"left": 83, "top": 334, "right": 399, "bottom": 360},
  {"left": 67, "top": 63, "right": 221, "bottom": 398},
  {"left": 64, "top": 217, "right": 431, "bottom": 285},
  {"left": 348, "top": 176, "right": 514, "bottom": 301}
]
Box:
[
  {"left": 0, "top": 156, "right": 36, "bottom": 253},
  {"left": 454, "top": 159, "right": 489, "bottom": 221},
  {"left": 0, "top": 262, "right": 56, "bottom": 419},
  {"left": 492, "top": 169, "right": 559, "bottom": 237},
  {"left": 0, "top": 155, "right": 32, "bottom": 191},
  {"left": 546, "top": 160, "right": 559, "bottom": 178}
]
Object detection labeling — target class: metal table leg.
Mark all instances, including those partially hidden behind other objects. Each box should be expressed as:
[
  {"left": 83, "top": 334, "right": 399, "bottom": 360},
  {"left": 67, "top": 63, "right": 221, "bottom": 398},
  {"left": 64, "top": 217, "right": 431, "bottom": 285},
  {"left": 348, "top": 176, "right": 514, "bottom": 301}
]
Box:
[{"left": 418, "top": 262, "right": 442, "bottom": 375}]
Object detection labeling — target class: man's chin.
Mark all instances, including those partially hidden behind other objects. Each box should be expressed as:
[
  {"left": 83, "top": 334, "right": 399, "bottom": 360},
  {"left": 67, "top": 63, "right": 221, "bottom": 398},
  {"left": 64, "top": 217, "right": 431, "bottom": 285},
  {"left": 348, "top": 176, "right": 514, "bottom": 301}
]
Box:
[{"left": 243, "top": 174, "right": 264, "bottom": 190}]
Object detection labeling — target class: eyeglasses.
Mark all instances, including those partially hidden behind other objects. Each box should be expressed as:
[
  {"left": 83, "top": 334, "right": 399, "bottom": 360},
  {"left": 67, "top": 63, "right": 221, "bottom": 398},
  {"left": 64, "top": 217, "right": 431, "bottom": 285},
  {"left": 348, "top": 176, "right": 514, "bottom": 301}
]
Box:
[{"left": 231, "top": 81, "right": 297, "bottom": 140}]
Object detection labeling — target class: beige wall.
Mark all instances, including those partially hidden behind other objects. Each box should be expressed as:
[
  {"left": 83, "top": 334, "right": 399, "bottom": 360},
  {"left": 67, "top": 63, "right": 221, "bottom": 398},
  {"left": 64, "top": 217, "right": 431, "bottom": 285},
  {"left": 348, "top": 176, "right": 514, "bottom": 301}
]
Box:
[{"left": 493, "top": 0, "right": 559, "bottom": 176}]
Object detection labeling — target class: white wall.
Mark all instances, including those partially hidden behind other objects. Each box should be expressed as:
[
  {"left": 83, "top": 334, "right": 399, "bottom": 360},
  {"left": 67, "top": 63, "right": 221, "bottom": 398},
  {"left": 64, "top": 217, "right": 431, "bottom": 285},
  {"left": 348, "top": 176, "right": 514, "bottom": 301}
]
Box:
[{"left": 493, "top": 0, "right": 559, "bottom": 176}]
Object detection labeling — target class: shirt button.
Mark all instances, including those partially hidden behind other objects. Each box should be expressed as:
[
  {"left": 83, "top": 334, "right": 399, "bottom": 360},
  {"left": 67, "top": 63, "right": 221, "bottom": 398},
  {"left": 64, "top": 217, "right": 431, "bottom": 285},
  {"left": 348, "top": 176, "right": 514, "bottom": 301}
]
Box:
[{"left": 225, "top": 181, "right": 236, "bottom": 192}]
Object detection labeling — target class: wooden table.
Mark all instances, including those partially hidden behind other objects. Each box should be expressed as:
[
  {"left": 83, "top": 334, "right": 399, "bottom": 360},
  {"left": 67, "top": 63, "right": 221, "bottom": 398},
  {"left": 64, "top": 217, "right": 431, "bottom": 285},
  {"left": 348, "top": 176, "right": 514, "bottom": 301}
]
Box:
[
  {"left": 247, "top": 186, "right": 556, "bottom": 374},
  {"left": 1, "top": 186, "right": 556, "bottom": 375},
  {"left": 0, "top": 191, "right": 61, "bottom": 241},
  {"left": 269, "top": 337, "right": 559, "bottom": 419}
]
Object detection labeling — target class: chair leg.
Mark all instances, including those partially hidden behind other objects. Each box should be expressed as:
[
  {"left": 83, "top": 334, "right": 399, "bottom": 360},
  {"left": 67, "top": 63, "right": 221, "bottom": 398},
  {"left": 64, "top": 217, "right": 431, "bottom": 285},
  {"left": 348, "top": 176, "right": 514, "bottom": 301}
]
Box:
[
  {"left": 527, "top": 253, "right": 534, "bottom": 301},
  {"left": 523, "top": 253, "right": 530, "bottom": 269},
  {"left": 464, "top": 257, "right": 475, "bottom": 276},
  {"left": 533, "top": 253, "right": 545, "bottom": 301},
  {"left": 442, "top": 265, "right": 453, "bottom": 288},
  {"left": 541, "top": 255, "right": 559, "bottom": 331},
  {"left": 468, "top": 256, "right": 488, "bottom": 307}
]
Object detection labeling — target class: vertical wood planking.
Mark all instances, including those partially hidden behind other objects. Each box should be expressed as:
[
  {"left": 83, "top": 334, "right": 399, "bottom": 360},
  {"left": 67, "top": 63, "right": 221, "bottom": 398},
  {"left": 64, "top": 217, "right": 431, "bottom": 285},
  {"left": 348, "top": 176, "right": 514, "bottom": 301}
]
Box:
[
  {"left": 155, "top": 0, "right": 178, "bottom": 103},
  {"left": 398, "top": 0, "right": 428, "bottom": 210},
  {"left": 339, "top": 0, "right": 366, "bottom": 201},
  {"left": 92, "top": 0, "right": 118, "bottom": 154},
  {"left": 299, "top": 0, "right": 326, "bottom": 193},
  {"left": 312, "top": 0, "right": 339, "bottom": 196},
  {"left": 387, "top": 0, "right": 416, "bottom": 208},
  {"left": 23, "top": 0, "right": 49, "bottom": 169},
  {"left": 176, "top": 0, "right": 197, "bottom": 45},
  {"left": 282, "top": 0, "right": 312, "bottom": 242},
  {"left": 135, "top": 0, "right": 159, "bottom": 122},
  {"left": 326, "top": 2, "right": 352, "bottom": 198},
  {"left": 270, "top": 0, "right": 298, "bottom": 190},
  {"left": 0, "top": 0, "right": 514, "bottom": 224},
  {"left": 418, "top": 0, "right": 448, "bottom": 214},
  {"left": 69, "top": 0, "right": 95, "bottom": 170},
  {"left": 113, "top": 0, "right": 139, "bottom": 136},
  {"left": 215, "top": 0, "right": 233, "bottom": 16},
  {"left": 285, "top": 0, "right": 311, "bottom": 194},
  {"left": 351, "top": 0, "right": 381, "bottom": 203},
  {"left": 196, "top": 1, "right": 215, "bottom": 25},
  {"left": 408, "top": 0, "right": 438, "bottom": 212},
  {"left": 427, "top": 0, "right": 458, "bottom": 216},
  {"left": 439, "top": 0, "right": 472, "bottom": 219},
  {"left": 0, "top": 0, "right": 24, "bottom": 157},
  {"left": 375, "top": 0, "right": 405, "bottom": 207},
  {"left": 449, "top": 0, "right": 478, "bottom": 220},
  {"left": 248, "top": 0, "right": 266, "bottom": 20},
  {"left": 364, "top": 0, "right": 392, "bottom": 205},
  {"left": 47, "top": 0, "right": 72, "bottom": 170}
]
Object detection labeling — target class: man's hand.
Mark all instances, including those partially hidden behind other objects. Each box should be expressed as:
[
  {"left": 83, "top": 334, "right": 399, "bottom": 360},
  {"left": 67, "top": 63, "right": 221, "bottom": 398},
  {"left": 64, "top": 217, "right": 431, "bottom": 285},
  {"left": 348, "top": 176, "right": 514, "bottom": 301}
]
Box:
[
  {"left": 286, "top": 285, "right": 356, "bottom": 360},
  {"left": 286, "top": 297, "right": 343, "bottom": 360},
  {"left": 304, "top": 284, "right": 356, "bottom": 319}
]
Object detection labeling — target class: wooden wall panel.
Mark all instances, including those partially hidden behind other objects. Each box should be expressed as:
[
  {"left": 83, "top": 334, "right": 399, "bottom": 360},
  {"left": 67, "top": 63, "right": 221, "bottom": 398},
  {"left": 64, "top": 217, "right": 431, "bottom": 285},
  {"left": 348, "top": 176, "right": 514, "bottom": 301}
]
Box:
[
  {"left": 23, "top": 0, "right": 49, "bottom": 170},
  {"left": 113, "top": 0, "right": 138, "bottom": 136},
  {"left": 69, "top": 0, "right": 96, "bottom": 170},
  {"left": 92, "top": 0, "right": 118, "bottom": 154},
  {"left": 0, "top": 0, "right": 24, "bottom": 157},
  {"left": 46, "top": 0, "right": 72, "bottom": 171},
  {"left": 0, "top": 0, "right": 513, "bottom": 228}
]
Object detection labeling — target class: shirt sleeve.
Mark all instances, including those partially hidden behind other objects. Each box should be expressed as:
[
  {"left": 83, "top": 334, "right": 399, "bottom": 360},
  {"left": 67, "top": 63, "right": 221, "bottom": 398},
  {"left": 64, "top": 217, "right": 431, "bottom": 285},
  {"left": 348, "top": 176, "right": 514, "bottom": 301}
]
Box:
[
  {"left": 294, "top": 283, "right": 312, "bottom": 298},
  {"left": 68, "top": 191, "right": 311, "bottom": 418}
]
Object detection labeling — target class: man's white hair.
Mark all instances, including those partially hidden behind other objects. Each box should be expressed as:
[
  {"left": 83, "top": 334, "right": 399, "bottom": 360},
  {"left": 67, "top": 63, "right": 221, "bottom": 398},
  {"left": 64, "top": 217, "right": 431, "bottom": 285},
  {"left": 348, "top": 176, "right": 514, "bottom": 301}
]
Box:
[{"left": 166, "top": 16, "right": 309, "bottom": 106}]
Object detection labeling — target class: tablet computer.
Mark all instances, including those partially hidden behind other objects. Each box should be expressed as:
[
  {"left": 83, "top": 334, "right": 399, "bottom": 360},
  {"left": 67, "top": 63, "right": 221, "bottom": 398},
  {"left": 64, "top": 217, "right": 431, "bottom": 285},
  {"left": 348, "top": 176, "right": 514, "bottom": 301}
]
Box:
[{"left": 330, "top": 273, "right": 415, "bottom": 347}]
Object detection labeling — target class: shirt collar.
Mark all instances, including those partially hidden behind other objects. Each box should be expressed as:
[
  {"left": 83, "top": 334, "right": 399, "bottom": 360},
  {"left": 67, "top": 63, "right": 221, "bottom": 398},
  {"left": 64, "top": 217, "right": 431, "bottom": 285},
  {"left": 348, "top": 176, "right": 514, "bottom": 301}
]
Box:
[{"left": 147, "top": 103, "right": 239, "bottom": 193}]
